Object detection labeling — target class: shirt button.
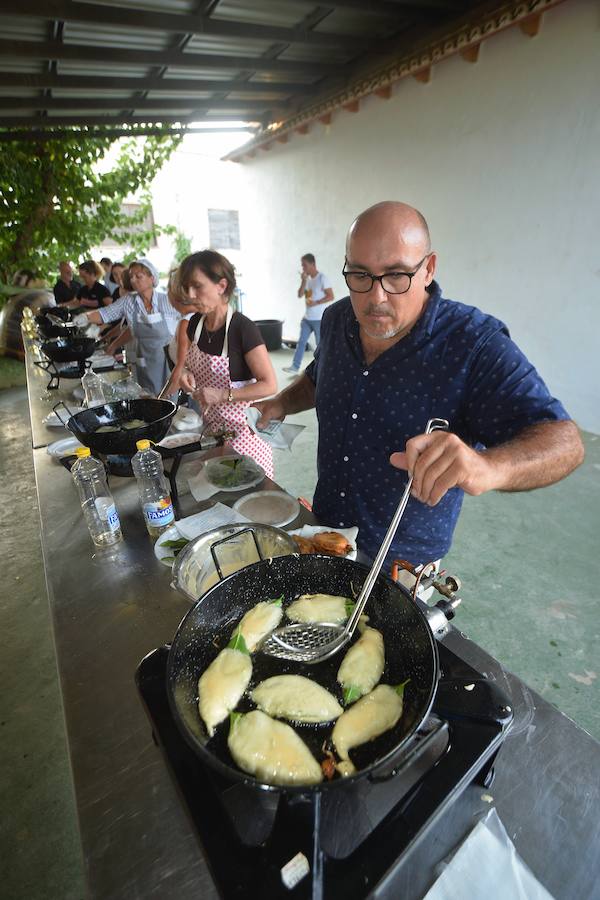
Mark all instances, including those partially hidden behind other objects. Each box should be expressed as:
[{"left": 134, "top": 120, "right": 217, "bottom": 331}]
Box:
[
  {"left": 351, "top": 413, "right": 358, "bottom": 420},
  {"left": 340, "top": 491, "right": 345, "bottom": 498},
  {"left": 339, "top": 522, "right": 344, "bottom": 527},
  {"left": 363, "top": 370, "right": 369, "bottom": 376},
  {"left": 343, "top": 456, "right": 349, "bottom": 462}
]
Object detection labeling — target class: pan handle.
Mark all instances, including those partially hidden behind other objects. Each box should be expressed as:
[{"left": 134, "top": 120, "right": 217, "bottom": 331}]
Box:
[
  {"left": 52, "top": 400, "right": 77, "bottom": 427},
  {"left": 209, "top": 527, "right": 264, "bottom": 581}
]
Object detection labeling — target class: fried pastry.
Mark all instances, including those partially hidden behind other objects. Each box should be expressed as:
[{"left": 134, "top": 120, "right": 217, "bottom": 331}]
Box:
[{"left": 312, "top": 531, "right": 353, "bottom": 557}]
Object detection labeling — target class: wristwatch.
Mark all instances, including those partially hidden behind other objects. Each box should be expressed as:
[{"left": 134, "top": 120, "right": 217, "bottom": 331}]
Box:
[{"left": 227, "top": 387, "right": 234, "bottom": 403}]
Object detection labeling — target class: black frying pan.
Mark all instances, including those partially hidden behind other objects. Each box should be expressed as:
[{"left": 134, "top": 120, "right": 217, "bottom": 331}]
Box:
[
  {"left": 166, "top": 554, "right": 439, "bottom": 795},
  {"left": 65, "top": 398, "right": 177, "bottom": 454},
  {"left": 41, "top": 335, "right": 97, "bottom": 363}
]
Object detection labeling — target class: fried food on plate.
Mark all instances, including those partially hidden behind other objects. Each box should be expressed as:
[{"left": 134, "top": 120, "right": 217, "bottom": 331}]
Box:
[{"left": 312, "top": 531, "right": 353, "bottom": 557}]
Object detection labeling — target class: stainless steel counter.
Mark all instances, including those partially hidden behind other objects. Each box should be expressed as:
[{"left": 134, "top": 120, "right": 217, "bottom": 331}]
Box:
[{"left": 25, "top": 344, "right": 600, "bottom": 900}]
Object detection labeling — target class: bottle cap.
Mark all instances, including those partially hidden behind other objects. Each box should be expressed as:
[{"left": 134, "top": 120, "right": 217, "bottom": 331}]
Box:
[
  {"left": 136, "top": 439, "right": 151, "bottom": 450},
  {"left": 75, "top": 446, "right": 91, "bottom": 458}
]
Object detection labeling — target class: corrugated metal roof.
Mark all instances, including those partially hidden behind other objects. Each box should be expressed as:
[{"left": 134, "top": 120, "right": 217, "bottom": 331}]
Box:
[{"left": 0, "top": 0, "right": 539, "bottom": 138}]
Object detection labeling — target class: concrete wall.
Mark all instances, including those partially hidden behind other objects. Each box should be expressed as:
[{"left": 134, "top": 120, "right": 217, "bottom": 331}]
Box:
[{"left": 236, "top": 0, "right": 600, "bottom": 433}]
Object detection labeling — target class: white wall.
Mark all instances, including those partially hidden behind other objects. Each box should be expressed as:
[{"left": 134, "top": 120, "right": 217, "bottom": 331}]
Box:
[{"left": 236, "top": 0, "right": 600, "bottom": 433}]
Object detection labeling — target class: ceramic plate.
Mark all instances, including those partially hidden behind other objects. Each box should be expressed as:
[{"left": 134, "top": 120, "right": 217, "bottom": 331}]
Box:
[
  {"left": 158, "top": 432, "right": 203, "bottom": 450},
  {"left": 46, "top": 436, "right": 82, "bottom": 458},
  {"left": 232, "top": 490, "right": 300, "bottom": 528},
  {"left": 154, "top": 524, "right": 190, "bottom": 568},
  {"left": 204, "top": 454, "right": 265, "bottom": 493}
]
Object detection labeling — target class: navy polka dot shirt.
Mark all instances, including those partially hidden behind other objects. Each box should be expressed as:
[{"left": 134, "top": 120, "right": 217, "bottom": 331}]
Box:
[{"left": 305, "top": 281, "right": 570, "bottom": 566}]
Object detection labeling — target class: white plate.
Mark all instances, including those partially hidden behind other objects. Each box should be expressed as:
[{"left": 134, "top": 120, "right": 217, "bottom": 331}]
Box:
[
  {"left": 286, "top": 525, "right": 358, "bottom": 560},
  {"left": 154, "top": 524, "right": 190, "bottom": 568},
  {"left": 46, "top": 436, "right": 82, "bottom": 458},
  {"left": 158, "top": 432, "right": 203, "bottom": 450},
  {"left": 232, "top": 490, "right": 300, "bottom": 528},
  {"left": 42, "top": 406, "right": 85, "bottom": 427},
  {"left": 204, "top": 454, "right": 265, "bottom": 493}
]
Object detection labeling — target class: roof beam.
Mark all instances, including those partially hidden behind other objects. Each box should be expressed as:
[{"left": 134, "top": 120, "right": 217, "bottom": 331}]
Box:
[
  {"left": 0, "top": 39, "right": 340, "bottom": 74},
  {"left": 0, "top": 96, "right": 282, "bottom": 113},
  {"left": 0, "top": 114, "right": 259, "bottom": 127},
  {"left": 0, "top": 126, "right": 257, "bottom": 142},
  {"left": 0, "top": 72, "right": 312, "bottom": 96},
  {"left": 308, "top": 0, "right": 461, "bottom": 12},
  {"left": 0, "top": 0, "right": 361, "bottom": 48}
]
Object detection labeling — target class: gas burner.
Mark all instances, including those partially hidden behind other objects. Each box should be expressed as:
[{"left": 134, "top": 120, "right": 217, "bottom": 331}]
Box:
[
  {"left": 34, "top": 358, "right": 91, "bottom": 390},
  {"left": 136, "top": 643, "right": 513, "bottom": 900}
]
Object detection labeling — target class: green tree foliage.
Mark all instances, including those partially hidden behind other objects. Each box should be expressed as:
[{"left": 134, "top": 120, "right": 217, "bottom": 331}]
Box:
[
  {"left": 0, "top": 129, "right": 182, "bottom": 283},
  {"left": 172, "top": 228, "right": 193, "bottom": 265}
]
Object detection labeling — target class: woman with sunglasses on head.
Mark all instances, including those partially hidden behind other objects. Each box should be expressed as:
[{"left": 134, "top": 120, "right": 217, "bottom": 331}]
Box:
[{"left": 167, "top": 250, "right": 277, "bottom": 477}]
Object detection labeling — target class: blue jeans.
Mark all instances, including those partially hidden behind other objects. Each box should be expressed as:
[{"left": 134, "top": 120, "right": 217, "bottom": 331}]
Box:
[{"left": 292, "top": 317, "right": 321, "bottom": 370}]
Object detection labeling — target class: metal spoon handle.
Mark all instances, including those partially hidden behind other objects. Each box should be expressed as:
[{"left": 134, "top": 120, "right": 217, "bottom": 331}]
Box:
[{"left": 344, "top": 417, "right": 449, "bottom": 638}]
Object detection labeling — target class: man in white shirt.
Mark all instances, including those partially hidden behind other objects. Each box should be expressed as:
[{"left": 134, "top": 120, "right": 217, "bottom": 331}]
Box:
[{"left": 283, "top": 253, "right": 334, "bottom": 374}]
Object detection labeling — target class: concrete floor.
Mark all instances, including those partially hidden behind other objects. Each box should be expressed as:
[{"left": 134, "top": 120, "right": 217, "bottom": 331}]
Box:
[{"left": 1, "top": 349, "right": 598, "bottom": 899}]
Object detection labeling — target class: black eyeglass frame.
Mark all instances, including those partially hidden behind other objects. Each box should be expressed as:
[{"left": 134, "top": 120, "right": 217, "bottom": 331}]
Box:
[{"left": 342, "top": 253, "right": 431, "bottom": 295}]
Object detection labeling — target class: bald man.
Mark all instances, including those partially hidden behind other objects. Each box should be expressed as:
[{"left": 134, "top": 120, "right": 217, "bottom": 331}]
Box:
[
  {"left": 255, "top": 202, "right": 583, "bottom": 568},
  {"left": 53, "top": 260, "right": 79, "bottom": 305}
]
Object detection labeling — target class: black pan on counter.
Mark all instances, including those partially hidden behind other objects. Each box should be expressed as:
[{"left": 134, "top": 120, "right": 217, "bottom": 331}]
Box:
[
  {"left": 36, "top": 314, "right": 78, "bottom": 339},
  {"left": 41, "top": 335, "right": 97, "bottom": 363},
  {"left": 65, "top": 398, "right": 177, "bottom": 454},
  {"left": 166, "top": 554, "right": 439, "bottom": 795}
]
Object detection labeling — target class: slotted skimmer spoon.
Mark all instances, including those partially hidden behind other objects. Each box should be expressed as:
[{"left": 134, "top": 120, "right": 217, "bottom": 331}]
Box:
[{"left": 259, "top": 417, "right": 449, "bottom": 664}]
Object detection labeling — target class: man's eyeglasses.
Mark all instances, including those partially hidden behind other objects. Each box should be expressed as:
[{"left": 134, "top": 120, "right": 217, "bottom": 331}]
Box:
[{"left": 342, "top": 253, "right": 430, "bottom": 295}]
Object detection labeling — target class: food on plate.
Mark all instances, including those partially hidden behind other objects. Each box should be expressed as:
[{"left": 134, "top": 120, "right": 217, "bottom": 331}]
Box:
[
  {"left": 331, "top": 682, "right": 409, "bottom": 777},
  {"left": 286, "top": 593, "right": 354, "bottom": 625},
  {"left": 252, "top": 675, "right": 343, "bottom": 724},
  {"left": 337, "top": 624, "right": 385, "bottom": 705},
  {"left": 205, "top": 456, "right": 263, "bottom": 489},
  {"left": 234, "top": 598, "right": 283, "bottom": 653},
  {"left": 228, "top": 709, "right": 323, "bottom": 785},
  {"left": 95, "top": 418, "right": 147, "bottom": 432},
  {"left": 159, "top": 536, "right": 189, "bottom": 564},
  {"left": 291, "top": 531, "right": 353, "bottom": 557},
  {"left": 198, "top": 645, "right": 252, "bottom": 737},
  {"left": 292, "top": 535, "right": 316, "bottom": 554}
]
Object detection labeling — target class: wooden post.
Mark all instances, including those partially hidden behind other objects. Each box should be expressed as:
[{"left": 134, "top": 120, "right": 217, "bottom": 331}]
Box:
[{"left": 459, "top": 44, "right": 480, "bottom": 64}]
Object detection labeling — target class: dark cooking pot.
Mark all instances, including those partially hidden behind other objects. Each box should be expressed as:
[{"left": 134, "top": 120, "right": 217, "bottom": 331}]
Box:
[
  {"left": 41, "top": 335, "right": 97, "bottom": 363},
  {"left": 64, "top": 398, "right": 177, "bottom": 455},
  {"left": 166, "top": 554, "right": 439, "bottom": 794}
]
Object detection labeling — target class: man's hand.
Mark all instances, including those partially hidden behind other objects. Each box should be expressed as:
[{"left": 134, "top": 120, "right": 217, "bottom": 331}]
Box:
[
  {"left": 251, "top": 397, "right": 287, "bottom": 429},
  {"left": 390, "top": 431, "right": 496, "bottom": 505}
]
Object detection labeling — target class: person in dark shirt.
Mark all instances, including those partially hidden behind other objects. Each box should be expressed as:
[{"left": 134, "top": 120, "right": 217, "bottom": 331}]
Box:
[
  {"left": 53, "top": 261, "right": 79, "bottom": 305},
  {"left": 167, "top": 250, "right": 277, "bottom": 476},
  {"left": 253, "top": 201, "right": 584, "bottom": 567},
  {"left": 73, "top": 260, "right": 112, "bottom": 309}
]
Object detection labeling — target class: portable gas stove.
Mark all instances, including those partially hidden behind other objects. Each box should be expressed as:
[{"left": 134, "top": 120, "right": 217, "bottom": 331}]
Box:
[
  {"left": 136, "top": 639, "right": 513, "bottom": 900},
  {"left": 34, "top": 357, "right": 92, "bottom": 390}
]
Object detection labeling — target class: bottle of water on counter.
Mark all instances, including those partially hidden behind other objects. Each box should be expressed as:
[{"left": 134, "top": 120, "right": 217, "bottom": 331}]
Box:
[
  {"left": 81, "top": 367, "right": 106, "bottom": 408},
  {"left": 71, "top": 447, "right": 122, "bottom": 548},
  {"left": 131, "top": 439, "right": 175, "bottom": 538}
]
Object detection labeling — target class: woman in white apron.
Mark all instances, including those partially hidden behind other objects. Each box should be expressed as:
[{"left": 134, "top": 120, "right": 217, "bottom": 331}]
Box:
[
  {"left": 78, "top": 258, "right": 180, "bottom": 396},
  {"left": 167, "top": 251, "right": 276, "bottom": 478}
]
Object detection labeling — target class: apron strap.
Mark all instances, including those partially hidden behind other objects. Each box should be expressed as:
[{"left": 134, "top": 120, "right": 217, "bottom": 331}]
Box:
[{"left": 192, "top": 305, "right": 234, "bottom": 356}]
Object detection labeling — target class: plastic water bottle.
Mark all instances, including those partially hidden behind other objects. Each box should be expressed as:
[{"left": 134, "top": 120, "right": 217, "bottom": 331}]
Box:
[
  {"left": 81, "top": 367, "right": 106, "bottom": 408},
  {"left": 131, "top": 439, "right": 175, "bottom": 538},
  {"left": 71, "top": 447, "right": 122, "bottom": 547}
]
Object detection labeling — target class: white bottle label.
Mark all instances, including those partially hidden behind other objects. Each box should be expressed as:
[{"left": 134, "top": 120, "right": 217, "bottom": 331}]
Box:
[
  {"left": 95, "top": 498, "right": 121, "bottom": 533},
  {"left": 143, "top": 498, "right": 174, "bottom": 527}
]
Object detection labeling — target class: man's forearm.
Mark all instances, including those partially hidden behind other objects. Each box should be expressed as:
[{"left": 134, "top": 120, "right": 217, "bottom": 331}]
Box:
[
  {"left": 483, "top": 420, "right": 584, "bottom": 492},
  {"left": 279, "top": 373, "right": 316, "bottom": 416}
]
